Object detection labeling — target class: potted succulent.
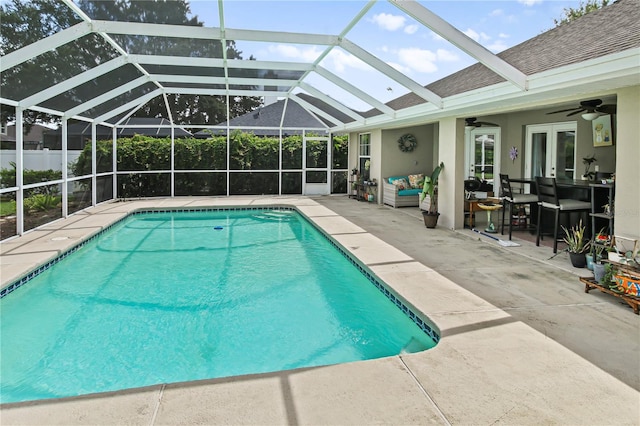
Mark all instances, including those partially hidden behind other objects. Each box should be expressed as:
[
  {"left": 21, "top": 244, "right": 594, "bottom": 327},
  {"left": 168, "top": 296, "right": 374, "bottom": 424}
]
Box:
[
  {"left": 562, "top": 219, "right": 591, "bottom": 268},
  {"left": 419, "top": 162, "right": 444, "bottom": 228}
]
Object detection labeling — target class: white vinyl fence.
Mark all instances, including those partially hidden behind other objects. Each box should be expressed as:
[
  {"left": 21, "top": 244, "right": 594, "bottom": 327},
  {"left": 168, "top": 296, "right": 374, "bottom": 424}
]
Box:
[{"left": 1, "top": 150, "right": 83, "bottom": 172}]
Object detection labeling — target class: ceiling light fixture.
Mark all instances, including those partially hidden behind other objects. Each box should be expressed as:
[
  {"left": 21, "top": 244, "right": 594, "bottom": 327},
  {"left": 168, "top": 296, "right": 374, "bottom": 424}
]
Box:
[{"left": 581, "top": 112, "right": 600, "bottom": 121}]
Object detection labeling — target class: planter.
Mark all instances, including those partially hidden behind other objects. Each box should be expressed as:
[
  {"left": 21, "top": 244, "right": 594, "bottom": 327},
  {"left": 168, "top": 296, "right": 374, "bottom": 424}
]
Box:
[
  {"left": 569, "top": 252, "right": 587, "bottom": 268},
  {"left": 593, "top": 262, "right": 606, "bottom": 284},
  {"left": 422, "top": 211, "right": 440, "bottom": 228},
  {"left": 586, "top": 254, "right": 594, "bottom": 270}
]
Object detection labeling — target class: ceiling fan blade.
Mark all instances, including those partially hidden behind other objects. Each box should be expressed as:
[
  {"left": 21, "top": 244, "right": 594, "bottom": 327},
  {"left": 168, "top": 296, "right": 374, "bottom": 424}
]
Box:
[
  {"left": 476, "top": 121, "right": 499, "bottom": 127},
  {"left": 597, "top": 104, "right": 617, "bottom": 114},
  {"left": 547, "top": 107, "right": 580, "bottom": 115},
  {"left": 566, "top": 109, "right": 586, "bottom": 117}
]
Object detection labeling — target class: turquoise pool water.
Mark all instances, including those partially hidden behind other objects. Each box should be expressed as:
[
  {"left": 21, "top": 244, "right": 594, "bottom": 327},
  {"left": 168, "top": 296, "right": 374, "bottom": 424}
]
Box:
[{"left": 0, "top": 208, "right": 437, "bottom": 403}]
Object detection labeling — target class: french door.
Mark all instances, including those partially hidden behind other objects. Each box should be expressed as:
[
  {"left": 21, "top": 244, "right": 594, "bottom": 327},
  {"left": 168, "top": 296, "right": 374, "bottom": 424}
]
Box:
[
  {"left": 525, "top": 122, "right": 577, "bottom": 180},
  {"left": 465, "top": 127, "right": 501, "bottom": 193}
]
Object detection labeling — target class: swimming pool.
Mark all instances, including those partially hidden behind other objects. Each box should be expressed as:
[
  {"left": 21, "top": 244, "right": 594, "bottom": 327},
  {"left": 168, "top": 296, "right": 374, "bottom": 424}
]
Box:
[{"left": 0, "top": 207, "right": 438, "bottom": 403}]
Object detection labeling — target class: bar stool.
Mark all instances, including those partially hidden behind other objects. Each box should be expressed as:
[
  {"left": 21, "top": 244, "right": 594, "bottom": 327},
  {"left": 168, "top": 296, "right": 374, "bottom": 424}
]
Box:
[
  {"left": 535, "top": 176, "right": 591, "bottom": 253},
  {"left": 499, "top": 174, "right": 538, "bottom": 240}
]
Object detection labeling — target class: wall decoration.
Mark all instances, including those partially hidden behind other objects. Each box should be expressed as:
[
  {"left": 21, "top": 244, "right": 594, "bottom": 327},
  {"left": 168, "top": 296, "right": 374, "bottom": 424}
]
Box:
[
  {"left": 398, "top": 133, "right": 417, "bottom": 152},
  {"left": 592, "top": 115, "right": 613, "bottom": 147},
  {"left": 509, "top": 146, "right": 518, "bottom": 162}
]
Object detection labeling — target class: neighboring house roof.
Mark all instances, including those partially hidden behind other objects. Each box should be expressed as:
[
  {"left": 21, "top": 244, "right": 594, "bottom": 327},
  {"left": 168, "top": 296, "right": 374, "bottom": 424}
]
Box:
[
  {"left": 206, "top": 99, "right": 328, "bottom": 136},
  {"left": 43, "top": 117, "right": 193, "bottom": 138},
  {"left": 295, "top": 94, "right": 357, "bottom": 127},
  {"left": 0, "top": 123, "right": 50, "bottom": 143},
  {"left": 373, "top": 0, "right": 640, "bottom": 114}
]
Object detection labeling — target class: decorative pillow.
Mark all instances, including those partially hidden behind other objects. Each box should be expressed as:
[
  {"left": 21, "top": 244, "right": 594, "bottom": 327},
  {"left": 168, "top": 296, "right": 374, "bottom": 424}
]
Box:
[
  {"left": 408, "top": 174, "right": 424, "bottom": 189},
  {"left": 392, "top": 178, "right": 409, "bottom": 190}
]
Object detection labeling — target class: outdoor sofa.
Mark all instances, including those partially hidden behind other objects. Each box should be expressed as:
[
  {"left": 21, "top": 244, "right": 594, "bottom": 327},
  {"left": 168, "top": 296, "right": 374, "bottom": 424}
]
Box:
[{"left": 382, "top": 174, "right": 424, "bottom": 208}]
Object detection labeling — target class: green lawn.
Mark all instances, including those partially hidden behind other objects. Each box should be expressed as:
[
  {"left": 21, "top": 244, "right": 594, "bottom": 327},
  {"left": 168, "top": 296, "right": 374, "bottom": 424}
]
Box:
[{"left": 0, "top": 199, "right": 17, "bottom": 216}]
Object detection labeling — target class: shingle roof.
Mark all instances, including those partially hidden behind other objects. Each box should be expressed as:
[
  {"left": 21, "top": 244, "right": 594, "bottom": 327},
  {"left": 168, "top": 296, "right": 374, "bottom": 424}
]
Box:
[
  {"left": 380, "top": 0, "right": 640, "bottom": 112},
  {"left": 44, "top": 118, "right": 193, "bottom": 138},
  {"left": 207, "top": 99, "right": 328, "bottom": 135}
]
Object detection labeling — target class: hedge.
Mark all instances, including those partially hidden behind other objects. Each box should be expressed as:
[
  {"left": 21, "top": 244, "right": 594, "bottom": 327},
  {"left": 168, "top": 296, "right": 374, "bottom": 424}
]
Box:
[{"left": 70, "top": 133, "right": 348, "bottom": 197}]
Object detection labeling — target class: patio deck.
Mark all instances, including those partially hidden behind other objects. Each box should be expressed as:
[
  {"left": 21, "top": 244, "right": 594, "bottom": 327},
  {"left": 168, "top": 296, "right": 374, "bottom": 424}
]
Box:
[{"left": 1, "top": 195, "right": 638, "bottom": 425}]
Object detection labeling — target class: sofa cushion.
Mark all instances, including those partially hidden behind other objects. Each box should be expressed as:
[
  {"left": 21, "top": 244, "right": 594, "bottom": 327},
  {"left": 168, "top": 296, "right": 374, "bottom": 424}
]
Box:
[
  {"left": 391, "top": 178, "right": 409, "bottom": 190},
  {"left": 388, "top": 175, "right": 409, "bottom": 184},
  {"left": 408, "top": 174, "right": 424, "bottom": 189},
  {"left": 398, "top": 188, "right": 422, "bottom": 196}
]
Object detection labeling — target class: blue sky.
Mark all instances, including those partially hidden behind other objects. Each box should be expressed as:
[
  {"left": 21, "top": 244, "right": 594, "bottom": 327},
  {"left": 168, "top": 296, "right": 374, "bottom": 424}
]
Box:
[{"left": 187, "top": 0, "right": 584, "bottom": 109}]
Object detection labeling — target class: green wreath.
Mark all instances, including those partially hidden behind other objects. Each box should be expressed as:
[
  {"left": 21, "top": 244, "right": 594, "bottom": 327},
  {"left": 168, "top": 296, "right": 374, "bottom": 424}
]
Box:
[{"left": 398, "top": 133, "right": 417, "bottom": 152}]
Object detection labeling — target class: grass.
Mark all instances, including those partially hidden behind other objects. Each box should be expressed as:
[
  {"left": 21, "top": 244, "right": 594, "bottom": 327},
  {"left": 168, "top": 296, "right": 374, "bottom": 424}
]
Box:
[{"left": 0, "top": 199, "right": 17, "bottom": 217}]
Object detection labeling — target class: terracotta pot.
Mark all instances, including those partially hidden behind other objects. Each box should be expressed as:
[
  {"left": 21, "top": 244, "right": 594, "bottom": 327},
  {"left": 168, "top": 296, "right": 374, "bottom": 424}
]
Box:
[{"left": 422, "top": 212, "right": 440, "bottom": 228}]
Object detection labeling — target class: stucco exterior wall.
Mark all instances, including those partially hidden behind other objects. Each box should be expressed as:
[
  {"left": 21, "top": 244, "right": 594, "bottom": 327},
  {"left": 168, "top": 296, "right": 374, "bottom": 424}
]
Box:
[
  {"left": 380, "top": 124, "right": 436, "bottom": 179},
  {"left": 613, "top": 85, "right": 640, "bottom": 241}
]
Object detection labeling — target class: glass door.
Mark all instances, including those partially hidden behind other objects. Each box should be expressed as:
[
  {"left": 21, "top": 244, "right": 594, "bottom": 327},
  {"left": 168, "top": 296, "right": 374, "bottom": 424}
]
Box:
[
  {"left": 465, "top": 127, "right": 501, "bottom": 194},
  {"left": 303, "top": 136, "right": 330, "bottom": 195},
  {"left": 525, "top": 122, "right": 577, "bottom": 179}
]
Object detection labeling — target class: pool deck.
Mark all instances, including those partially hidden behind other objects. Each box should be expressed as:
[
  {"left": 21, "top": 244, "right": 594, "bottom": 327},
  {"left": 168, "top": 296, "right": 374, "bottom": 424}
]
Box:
[{"left": 1, "top": 196, "right": 638, "bottom": 425}]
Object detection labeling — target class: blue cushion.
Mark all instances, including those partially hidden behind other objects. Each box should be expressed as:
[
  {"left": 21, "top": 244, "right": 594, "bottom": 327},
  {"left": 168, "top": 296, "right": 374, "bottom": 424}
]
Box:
[
  {"left": 398, "top": 188, "right": 421, "bottom": 196},
  {"left": 388, "top": 176, "right": 409, "bottom": 184}
]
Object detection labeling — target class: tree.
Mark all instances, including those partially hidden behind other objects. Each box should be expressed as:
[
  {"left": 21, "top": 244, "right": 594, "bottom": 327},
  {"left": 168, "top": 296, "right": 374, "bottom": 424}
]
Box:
[
  {"left": 1, "top": 0, "right": 261, "bottom": 129},
  {"left": 553, "top": 0, "right": 614, "bottom": 26}
]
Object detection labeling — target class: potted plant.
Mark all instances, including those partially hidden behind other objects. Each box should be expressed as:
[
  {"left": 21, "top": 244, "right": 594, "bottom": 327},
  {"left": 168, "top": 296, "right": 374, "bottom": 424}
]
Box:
[
  {"left": 581, "top": 154, "right": 597, "bottom": 181},
  {"left": 562, "top": 219, "right": 591, "bottom": 268},
  {"left": 419, "top": 162, "right": 444, "bottom": 228}
]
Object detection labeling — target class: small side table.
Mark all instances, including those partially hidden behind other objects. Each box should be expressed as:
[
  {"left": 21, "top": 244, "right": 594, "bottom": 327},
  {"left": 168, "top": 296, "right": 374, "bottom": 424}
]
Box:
[{"left": 477, "top": 202, "right": 502, "bottom": 233}]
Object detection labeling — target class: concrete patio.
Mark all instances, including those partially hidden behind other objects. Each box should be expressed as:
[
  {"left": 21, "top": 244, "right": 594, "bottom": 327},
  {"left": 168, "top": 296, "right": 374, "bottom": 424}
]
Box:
[{"left": 1, "top": 195, "right": 638, "bottom": 425}]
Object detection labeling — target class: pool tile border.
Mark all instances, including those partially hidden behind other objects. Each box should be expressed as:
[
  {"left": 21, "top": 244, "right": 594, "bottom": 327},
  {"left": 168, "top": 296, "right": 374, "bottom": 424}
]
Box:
[{"left": 1, "top": 205, "right": 439, "bottom": 343}]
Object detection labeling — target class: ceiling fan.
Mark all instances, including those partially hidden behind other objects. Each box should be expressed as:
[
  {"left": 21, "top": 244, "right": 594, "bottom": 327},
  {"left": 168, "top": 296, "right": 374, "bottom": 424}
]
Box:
[
  {"left": 465, "top": 117, "right": 498, "bottom": 128},
  {"left": 546, "top": 99, "right": 617, "bottom": 117}
]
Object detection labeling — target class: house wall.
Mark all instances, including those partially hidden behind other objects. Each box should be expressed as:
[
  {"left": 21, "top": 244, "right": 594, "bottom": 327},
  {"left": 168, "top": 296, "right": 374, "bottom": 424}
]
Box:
[
  {"left": 438, "top": 117, "right": 463, "bottom": 230},
  {"left": 350, "top": 124, "right": 437, "bottom": 205},
  {"left": 380, "top": 124, "right": 436, "bottom": 179},
  {"left": 482, "top": 108, "right": 617, "bottom": 179},
  {"left": 614, "top": 85, "right": 640, "bottom": 241}
]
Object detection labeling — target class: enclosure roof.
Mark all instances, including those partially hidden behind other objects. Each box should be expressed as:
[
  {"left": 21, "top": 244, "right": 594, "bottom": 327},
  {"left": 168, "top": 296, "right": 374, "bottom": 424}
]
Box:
[{"left": 1, "top": 0, "right": 639, "bottom": 133}]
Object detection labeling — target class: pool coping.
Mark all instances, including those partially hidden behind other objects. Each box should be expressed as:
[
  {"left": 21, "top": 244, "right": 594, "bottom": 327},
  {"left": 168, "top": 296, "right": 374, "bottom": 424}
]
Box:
[{"left": 1, "top": 196, "right": 638, "bottom": 425}]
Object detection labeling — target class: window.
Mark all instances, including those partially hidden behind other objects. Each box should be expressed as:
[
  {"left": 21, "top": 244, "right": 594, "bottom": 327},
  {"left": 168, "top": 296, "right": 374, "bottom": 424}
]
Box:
[
  {"left": 358, "top": 133, "right": 371, "bottom": 181},
  {"left": 0, "top": 122, "right": 6, "bottom": 135}
]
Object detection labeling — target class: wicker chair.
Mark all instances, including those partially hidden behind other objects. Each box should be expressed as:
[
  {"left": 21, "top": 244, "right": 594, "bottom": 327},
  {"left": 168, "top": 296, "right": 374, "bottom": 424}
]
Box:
[{"left": 382, "top": 177, "right": 421, "bottom": 208}]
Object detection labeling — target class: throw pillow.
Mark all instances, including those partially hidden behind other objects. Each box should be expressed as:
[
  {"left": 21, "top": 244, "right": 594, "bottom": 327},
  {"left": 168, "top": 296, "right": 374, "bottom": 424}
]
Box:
[
  {"left": 392, "top": 178, "right": 409, "bottom": 190},
  {"left": 408, "top": 174, "right": 424, "bottom": 189}
]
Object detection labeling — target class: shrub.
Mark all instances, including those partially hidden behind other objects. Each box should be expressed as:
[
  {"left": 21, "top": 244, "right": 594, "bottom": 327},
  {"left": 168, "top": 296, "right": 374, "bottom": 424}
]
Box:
[{"left": 23, "top": 193, "right": 61, "bottom": 212}]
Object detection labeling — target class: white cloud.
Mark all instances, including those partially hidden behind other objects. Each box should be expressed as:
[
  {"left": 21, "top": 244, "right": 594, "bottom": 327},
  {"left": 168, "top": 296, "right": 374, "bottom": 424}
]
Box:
[
  {"left": 397, "top": 47, "right": 438, "bottom": 73},
  {"left": 268, "top": 44, "right": 320, "bottom": 62},
  {"left": 518, "top": 0, "right": 542, "bottom": 6},
  {"left": 489, "top": 9, "right": 504, "bottom": 17},
  {"left": 436, "top": 49, "right": 459, "bottom": 62},
  {"left": 404, "top": 24, "right": 419, "bottom": 35},
  {"left": 486, "top": 40, "right": 509, "bottom": 53},
  {"left": 464, "top": 28, "right": 480, "bottom": 42},
  {"left": 464, "top": 28, "right": 492, "bottom": 43},
  {"left": 430, "top": 31, "right": 445, "bottom": 42},
  {"left": 499, "top": 33, "right": 510, "bottom": 39},
  {"left": 324, "top": 49, "right": 370, "bottom": 73},
  {"left": 371, "top": 13, "right": 406, "bottom": 31},
  {"left": 387, "top": 61, "right": 412, "bottom": 74}
]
